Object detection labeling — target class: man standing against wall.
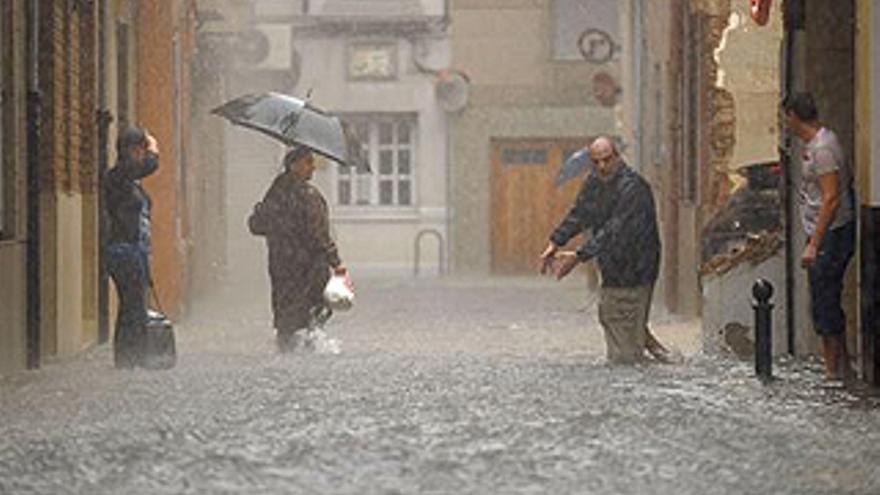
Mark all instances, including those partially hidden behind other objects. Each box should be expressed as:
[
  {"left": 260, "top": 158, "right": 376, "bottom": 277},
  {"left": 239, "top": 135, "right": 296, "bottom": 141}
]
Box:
[
  {"left": 783, "top": 93, "right": 856, "bottom": 384},
  {"left": 540, "top": 137, "right": 668, "bottom": 364}
]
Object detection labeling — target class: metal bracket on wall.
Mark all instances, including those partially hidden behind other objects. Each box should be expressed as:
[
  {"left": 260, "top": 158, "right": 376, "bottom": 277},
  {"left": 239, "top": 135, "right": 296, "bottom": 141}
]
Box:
[{"left": 414, "top": 228, "right": 445, "bottom": 277}]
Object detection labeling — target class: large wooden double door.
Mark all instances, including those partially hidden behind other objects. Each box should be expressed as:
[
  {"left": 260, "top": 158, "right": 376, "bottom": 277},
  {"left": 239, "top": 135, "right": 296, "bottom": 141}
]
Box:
[{"left": 490, "top": 138, "right": 593, "bottom": 274}]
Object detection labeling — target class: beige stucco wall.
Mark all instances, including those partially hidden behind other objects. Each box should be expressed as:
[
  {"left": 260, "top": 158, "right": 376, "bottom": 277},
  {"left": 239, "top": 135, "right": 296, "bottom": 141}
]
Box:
[
  {"left": 856, "top": 0, "right": 877, "bottom": 206},
  {"left": 450, "top": 0, "right": 617, "bottom": 273},
  {"left": 0, "top": 243, "right": 28, "bottom": 374},
  {"left": 295, "top": 33, "right": 452, "bottom": 259},
  {"left": 0, "top": 1, "right": 28, "bottom": 374},
  {"left": 51, "top": 194, "right": 98, "bottom": 357}
]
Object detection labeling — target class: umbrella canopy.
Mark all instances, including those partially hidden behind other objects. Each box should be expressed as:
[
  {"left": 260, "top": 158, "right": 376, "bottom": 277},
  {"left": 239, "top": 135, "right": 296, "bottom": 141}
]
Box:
[
  {"left": 555, "top": 148, "right": 595, "bottom": 187},
  {"left": 212, "top": 92, "right": 362, "bottom": 168}
]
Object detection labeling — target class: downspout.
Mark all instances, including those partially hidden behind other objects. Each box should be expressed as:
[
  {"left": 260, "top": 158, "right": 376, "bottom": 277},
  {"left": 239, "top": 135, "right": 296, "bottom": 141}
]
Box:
[
  {"left": 97, "top": 0, "right": 112, "bottom": 344},
  {"left": 25, "top": 0, "right": 42, "bottom": 369},
  {"left": 781, "top": 0, "right": 805, "bottom": 355},
  {"left": 444, "top": 0, "right": 452, "bottom": 274},
  {"left": 632, "top": 0, "right": 644, "bottom": 169},
  {"left": 445, "top": 106, "right": 453, "bottom": 274}
]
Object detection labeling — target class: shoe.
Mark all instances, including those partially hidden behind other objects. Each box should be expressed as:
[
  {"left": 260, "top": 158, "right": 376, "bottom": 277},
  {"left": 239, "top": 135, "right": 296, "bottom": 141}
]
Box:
[{"left": 646, "top": 345, "right": 683, "bottom": 364}]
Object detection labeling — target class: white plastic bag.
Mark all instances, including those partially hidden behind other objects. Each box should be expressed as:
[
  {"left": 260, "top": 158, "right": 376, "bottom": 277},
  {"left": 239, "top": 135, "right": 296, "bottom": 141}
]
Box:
[{"left": 323, "top": 273, "right": 355, "bottom": 311}]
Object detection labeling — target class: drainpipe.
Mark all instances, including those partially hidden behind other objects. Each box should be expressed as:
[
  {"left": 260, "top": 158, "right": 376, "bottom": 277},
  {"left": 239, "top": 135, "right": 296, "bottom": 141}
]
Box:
[
  {"left": 96, "top": 0, "right": 112, "bottom": 344},
  {"left": 632, "top": 0, "right": 644, "bottom": 170},
  {"left": 26, "top": 0, "right": 42, "bottom": 369},
  {"left": 781, "top": 0, "right": 804, "bottom": 355}
]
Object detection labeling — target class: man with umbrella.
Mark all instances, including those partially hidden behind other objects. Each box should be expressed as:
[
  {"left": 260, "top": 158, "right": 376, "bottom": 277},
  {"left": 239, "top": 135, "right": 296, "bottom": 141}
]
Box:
[
  {"left": 540, "top": 136, "right": 675, "bottom": 364},
  {"left": 214, "top": 93, "right": 354, "bottom": 351},
  {"left": 248, "top": 146, "right": 348, "bottom": 351}
]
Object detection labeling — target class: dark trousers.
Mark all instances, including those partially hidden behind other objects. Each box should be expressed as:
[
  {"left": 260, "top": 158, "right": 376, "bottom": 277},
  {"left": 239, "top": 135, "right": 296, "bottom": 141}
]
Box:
[
  {"left": 106, "top": 243, "right": 149, "bottom": 367},
  {"left": 808, "top": 221, "right": 856, "bottom": 336}
]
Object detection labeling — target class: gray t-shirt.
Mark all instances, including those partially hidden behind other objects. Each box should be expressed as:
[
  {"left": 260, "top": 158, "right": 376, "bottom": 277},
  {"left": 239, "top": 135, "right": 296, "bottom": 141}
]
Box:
[{"left": 799, "top": 127, "right": 853, "bottom": 236}]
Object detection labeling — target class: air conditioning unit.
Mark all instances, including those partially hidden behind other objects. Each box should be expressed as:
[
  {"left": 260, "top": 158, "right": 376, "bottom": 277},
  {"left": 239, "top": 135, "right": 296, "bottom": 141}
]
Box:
[{"left": 234, "top": 23, "right": 293, "bottom": 70}]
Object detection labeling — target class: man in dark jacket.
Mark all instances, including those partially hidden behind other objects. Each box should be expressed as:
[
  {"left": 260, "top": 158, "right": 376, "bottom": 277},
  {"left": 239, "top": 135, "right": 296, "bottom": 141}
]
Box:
[
  {"left": 540, "top": 136, "right": 669, "bottom": 364},
  {"left": 103, "top": 126, "right": 159, "bottom": 368},
  {"left": 248, "top": 147, "right": 347, "bottom": 351}
]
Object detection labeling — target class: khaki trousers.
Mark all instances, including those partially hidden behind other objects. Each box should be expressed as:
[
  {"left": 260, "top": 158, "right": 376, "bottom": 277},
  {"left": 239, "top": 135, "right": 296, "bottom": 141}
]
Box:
[{"left": 597, "top": 284, "right": 653, "bottom": 364}]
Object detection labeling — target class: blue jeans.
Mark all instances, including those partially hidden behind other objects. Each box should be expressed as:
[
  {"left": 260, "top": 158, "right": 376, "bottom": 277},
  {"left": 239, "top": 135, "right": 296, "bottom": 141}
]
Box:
[
  {"left": 807, "top": 222, "right": 855, "bottom": 336},
  {"left": 106, "top": 243, "right": 149, "bottom": 366}
]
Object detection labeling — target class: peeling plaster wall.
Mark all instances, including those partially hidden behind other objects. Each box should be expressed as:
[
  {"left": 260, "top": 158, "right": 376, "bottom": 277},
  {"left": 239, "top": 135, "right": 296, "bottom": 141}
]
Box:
[
  {"left": 695, "top": 0, "right": 788, "bottom": 353},
  {"left": 713, "top": 1, "right": 782, "bottom": 174}
]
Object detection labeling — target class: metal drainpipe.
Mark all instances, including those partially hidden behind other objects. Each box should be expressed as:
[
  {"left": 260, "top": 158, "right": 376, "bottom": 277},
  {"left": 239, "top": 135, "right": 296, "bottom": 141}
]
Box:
[
  {"left": 26, "top": 0, "right": 42, "bottom": 369},
  {"left": 96, "top": 0, "right": 112, "bottom": 344},
  {"left": 782, "top": 0, "right": 804, "bottom": 355},
  {"left": 444, "top": 111, "right": 452, "bottom": 275},
  {"left": 632, "top": 0, "right": 644, "bottom": 170}
]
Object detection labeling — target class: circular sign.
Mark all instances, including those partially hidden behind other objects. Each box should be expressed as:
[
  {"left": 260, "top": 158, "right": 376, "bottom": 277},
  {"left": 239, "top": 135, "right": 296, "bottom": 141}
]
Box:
[
  {"left": 436, "top": 70, "right": 470, "bottom": 113},
  {"left": 578, "top": 28, "right": 617, "bottom": 64}
]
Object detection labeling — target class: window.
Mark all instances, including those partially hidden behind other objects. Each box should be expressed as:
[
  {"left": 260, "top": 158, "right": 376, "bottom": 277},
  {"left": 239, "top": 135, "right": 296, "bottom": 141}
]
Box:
[
  {"left": 336, "top": 114, "right": 416, "bottom": 207},
  {"left": 553, "top": 0, "right": 620, "bottom": 62},
  {"left": 502, "top": 147, "right": 548, "bottom": 166}
]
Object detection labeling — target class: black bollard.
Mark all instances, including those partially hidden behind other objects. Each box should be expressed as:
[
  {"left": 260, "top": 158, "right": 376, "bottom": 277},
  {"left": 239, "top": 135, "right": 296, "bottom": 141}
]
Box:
[{"left": 752, "top": 278, "right": 774, "bottom": 381}]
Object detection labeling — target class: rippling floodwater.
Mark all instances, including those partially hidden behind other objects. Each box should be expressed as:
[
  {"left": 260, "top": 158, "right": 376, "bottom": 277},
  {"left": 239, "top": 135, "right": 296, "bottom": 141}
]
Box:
[{"left": 1, "top": 278, "right": 878, "bottom": 494}]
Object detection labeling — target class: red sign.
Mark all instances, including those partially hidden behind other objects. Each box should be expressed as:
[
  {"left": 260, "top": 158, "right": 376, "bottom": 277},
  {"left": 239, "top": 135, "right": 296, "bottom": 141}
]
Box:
[{"left": 592, "top": 72, "right": 619, "bottom": 108}]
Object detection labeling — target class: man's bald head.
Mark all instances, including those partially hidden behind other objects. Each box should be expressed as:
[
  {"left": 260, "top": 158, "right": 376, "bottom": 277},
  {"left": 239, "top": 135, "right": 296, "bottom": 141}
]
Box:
[
  {"left": 589, "top": 136, "right": 618, "bottom": 156},
  {"left": 589, "top": 136, "right": 622, "bottom": 179}
]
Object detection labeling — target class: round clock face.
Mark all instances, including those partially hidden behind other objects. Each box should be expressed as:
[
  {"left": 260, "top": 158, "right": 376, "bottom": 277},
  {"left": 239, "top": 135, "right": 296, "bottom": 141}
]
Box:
[{"left": 349, "top": 44, "right": 395, "bottom": 79}]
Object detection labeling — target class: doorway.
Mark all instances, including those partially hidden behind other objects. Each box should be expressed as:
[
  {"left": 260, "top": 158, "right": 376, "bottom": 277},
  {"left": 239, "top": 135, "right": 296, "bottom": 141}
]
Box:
[{"left": 489, "top": 137, "right": 593, "bottom": 274}]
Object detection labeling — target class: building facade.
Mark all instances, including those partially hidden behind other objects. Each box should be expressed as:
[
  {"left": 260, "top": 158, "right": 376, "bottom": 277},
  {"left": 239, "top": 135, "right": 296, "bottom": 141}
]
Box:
[
  {"left": 855, "top": 0, "right": 880, "bottom": 383},
  {"left": 213, "top": 0, "right": 452, "bottom": 287},
  {"left": 0, "top": 0, "right": 203, "bottom": 374},
  {"left": 448, "top": 0, "right": 619, "bottom": 276},
  {"left": 623, "top": 0, "right": 880, "bottom": 383}
]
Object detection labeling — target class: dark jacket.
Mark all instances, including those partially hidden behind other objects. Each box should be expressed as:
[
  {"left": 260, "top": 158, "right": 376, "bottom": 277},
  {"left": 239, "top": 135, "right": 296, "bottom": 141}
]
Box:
[
  {"left": 249, "top": 173, "right": 342, "bottom": 331},
  {"left": 103, "top": 152, "right": 159, "bottom": 246},
  {"left": 550, "top": 164, "right": 660, "bottom": 288}
]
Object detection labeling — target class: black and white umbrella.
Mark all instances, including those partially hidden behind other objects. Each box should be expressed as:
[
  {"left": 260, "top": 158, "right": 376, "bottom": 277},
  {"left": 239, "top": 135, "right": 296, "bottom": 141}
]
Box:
[{"left": 212, "top": 92, "right": 365, "bottom": 169}]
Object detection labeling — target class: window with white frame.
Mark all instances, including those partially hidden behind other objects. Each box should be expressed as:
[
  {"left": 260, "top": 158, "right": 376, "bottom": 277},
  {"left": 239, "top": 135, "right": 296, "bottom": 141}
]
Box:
[{"left": 337, "top": 114, "right": 416, "bottom": 207}]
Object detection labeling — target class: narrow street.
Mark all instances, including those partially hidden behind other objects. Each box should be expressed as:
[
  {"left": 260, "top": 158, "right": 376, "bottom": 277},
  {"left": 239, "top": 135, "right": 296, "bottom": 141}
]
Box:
[{"left": 1, "top": 277, "right": 878, "bottom": 494}]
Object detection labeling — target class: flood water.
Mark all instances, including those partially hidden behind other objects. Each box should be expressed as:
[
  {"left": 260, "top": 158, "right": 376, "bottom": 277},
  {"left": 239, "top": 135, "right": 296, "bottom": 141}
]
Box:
[{"left": 1, "top": 277, "right": 878, "bottom": 494}]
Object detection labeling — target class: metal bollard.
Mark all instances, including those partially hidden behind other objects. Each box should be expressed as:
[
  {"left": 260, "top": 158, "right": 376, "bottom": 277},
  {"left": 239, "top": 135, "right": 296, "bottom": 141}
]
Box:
[{"left": 752, "top": 278, "right": 774, "bottom": 381}]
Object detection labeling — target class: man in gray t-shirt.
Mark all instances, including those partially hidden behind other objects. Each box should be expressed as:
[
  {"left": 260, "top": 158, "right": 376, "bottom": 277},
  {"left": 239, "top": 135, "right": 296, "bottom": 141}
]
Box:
[
  {"left": 799, "top": 126, "right": 854, "bottom": 236},
  {"left": 784, "top": 92, "right": 856, "bottom": 385}
]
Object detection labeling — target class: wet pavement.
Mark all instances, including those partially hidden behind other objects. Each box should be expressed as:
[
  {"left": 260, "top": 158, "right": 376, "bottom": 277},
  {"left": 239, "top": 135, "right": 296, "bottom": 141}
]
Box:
[{"left": 1, "top": 277, "right": 879, "bottom": 494}]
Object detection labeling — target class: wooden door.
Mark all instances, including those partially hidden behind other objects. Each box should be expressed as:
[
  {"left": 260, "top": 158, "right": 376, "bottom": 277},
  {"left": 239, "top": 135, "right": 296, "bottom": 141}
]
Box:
[{"left": 490, "top": 138, "right": 592, "bottom": 274}]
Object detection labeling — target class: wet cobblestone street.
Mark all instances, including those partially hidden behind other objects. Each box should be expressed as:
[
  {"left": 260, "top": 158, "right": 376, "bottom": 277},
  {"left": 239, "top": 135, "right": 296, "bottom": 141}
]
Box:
[{"left": 1, "top": 277, "right": 879, "bottom": 494}]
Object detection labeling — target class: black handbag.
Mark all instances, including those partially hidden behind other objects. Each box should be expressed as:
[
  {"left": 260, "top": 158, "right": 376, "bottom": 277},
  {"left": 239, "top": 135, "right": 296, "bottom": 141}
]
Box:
[
  {"left": 141, "top": 308, "right": 177, "bottom": 370},
  {"left": 135, "top": 280, "right": 177, "bottom": 370}
]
